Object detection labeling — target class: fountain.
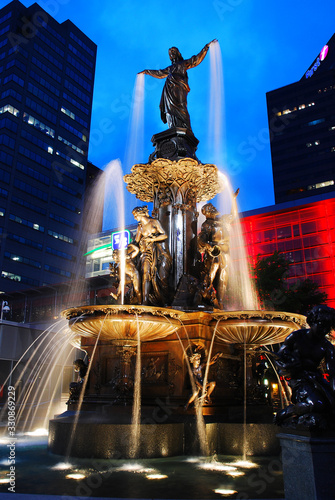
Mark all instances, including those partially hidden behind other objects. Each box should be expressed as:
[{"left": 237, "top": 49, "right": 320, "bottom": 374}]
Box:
[{"left": 47, "top": 41, "right": 307, "bottom": 461}]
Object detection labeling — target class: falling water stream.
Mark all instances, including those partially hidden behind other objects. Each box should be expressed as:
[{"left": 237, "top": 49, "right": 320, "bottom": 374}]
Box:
[
  {"left": 130, "top": 315, "right": 142, "bottom": 458},
  {"left": 124, "top": 73, "right": 145, "bottom": 170},
  {"left": 209, "top": 41, "right": 226, "bottom": 168},
  {"left": 0, "top": 320, "right": 76, "bottom": 432},
  {"left": 65, "top": 313, "right": 107, "bottom": 459}
]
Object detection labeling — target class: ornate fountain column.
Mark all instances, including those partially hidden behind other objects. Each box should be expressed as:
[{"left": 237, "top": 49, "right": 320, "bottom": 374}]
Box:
[{"left": 124, "top": 151, "right": 222, "bottom": 290}]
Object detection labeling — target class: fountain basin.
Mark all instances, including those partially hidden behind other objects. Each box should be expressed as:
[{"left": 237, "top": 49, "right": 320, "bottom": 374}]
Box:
[
  {"left": 211, "top": 310, "right": 306, "bottom": 347},
  {"left": 62, "top": 304, "right": 185, "bottom": 346}
]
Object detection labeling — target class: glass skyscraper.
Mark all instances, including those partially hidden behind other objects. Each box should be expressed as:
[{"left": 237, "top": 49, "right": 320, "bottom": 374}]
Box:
[
  {"left": 267, "top": 33, "right": 335, "bottom": 204},
  {"left": 0, "top": 0, "right": 98, "bottom": 292}
]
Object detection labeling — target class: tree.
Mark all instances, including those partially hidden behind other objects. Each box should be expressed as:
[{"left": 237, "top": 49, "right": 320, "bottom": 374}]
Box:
[{"left": 254, "top": 251, "right": 327, "bottom": 315}]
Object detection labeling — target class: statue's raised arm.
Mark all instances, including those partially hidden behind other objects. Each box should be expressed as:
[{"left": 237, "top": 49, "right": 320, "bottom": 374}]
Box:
[{"left": 139, "top": 40, "right": 218, "bottom": 131}]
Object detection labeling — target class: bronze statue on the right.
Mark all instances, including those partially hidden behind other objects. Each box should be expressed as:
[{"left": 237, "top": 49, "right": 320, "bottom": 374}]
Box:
[
  {"left": 274, "top": 305, "right": 335, "bottom": 430},
  {"left": 197, "top": 188, "right": 239, "bottom": 309}
]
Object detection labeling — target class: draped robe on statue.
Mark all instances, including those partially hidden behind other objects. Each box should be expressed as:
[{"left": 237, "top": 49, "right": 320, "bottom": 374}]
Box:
[{"left": 144, "top": 45, "right": 210, "bottom": 131}]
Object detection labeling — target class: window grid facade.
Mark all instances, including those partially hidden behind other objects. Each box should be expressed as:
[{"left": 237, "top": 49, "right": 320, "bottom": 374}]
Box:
[
  {"left": 0, "top": 0, "right": 98, "bottom": 292},
  {"left": 240, "top": 196, "right": 335, "bottom": 308}
]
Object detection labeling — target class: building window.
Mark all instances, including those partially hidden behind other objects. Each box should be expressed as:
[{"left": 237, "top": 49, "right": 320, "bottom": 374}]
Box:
[
  {"left": 36, "top": 31, "right": 65, "bottom": 57},
  {"left": 19, "top": 145, "right": 52, "bottom": 169},
  {"left": 307, "top": 180, "right": 334, "bottom": 191},
  {"left": 59, "top": 119, "right": 87, "bottom": 142},
  {"left": 0, "top": 11, "right": 12, "bottom": 25},
  {"left": 29, "top": 70, "right": 60, "bottom": 97},
  {"left": 23, "top": 112, "right": 55, "bottom": 138},
  {"left": 34, "top": 43, "right": 62, "bottom": 70},
  {"left": 46, "top": 247, "right": 75, "bottom": 261},
  {"left": 21, "top": 129, "right": 53, "bottom": 154},
  {"left": 0, "top": 104, "right": 19, "bottom": 117},
  {"left": 13, "top": 179, "right": 48, "bottom": 201},
  {"left": 64, "top": 79, "right": 90, "bottom": 104},
  {"left": 44, "top": 264, "right": 73, "bottom": 278},
  {"left": 69, "top": 31, "right": 94, "bottom": 57},
  {"left": 27, "top": 82, "right": 58, "bottom": 110},
  {"left": 0, "top": 168, "right": 10, "bottom": 184},
  {"left": 1, "top": 89, "right": 22, "bottom": 102},
  {"left": 47, "top": 229, "right": 75, "bottom": 245},
  {"left": 67, "top": 54, "right": 92, "bottom": 80},
  {"left": 65, "top": 66, "right": 91, "bottom": 92},
  {"left": 3, "top": 73, "right": 24, "bottom": 87},
  {"left": 1, "top": 270, "right": 39, "bottom": 287},
  {"left": 31, "top": 56, "right": 62, "bottom": 84},
  {"left": 51, "top": 197, "right": 80, "bottom": 214},
  {"left": 0, "top": 134, "right": 15, "bottom": 149},
  {"left": 68, "top": 44, "right": 94, "bottom": 68},
  {"left": 7, "top": 232, "right": 43, "bottom": 251},
  {"left": 6, "top": 59, "right": 26, "bottom": 72},
  {"left": 58, "top": 135, "right": 85, "bottom": 155},
  {"left": 0, "top": 117, "right": 17, "bottom": 133},
  {"left": 63, "top": 92, "right": 89, "bottom": 115},
  {"left": 11, "top": 195, "right": 47, "bottom": 215},
  {"left": 0, "top": 150, "right": 13, "bottom": 166},
  {"left": 49, "top": 213, "right": 78, "bottom": 229},
  {"left": 4, "top": 251, "right": 41, "bottom": 269},
  {"left": 9, "top": 213, "right": 44, "bottom": 232},
  {"left": 16, "top": 162, "right": 50, "bottom": 186},
  {"left": 60, "top": 107, "right": 88, "bottom": 128},
  {"left": 55, "top": 150, "right": 85, "bottom": 170},
  {"left": 25, "top": 97, "right": 57, "bottom": 125}
]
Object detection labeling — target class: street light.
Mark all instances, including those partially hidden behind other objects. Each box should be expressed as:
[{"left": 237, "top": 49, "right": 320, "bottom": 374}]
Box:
[{"left": 1, "top": 300, "right": 10, "bottom": 320}]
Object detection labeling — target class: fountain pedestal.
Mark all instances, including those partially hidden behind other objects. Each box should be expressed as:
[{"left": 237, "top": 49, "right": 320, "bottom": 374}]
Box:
[
  {"left": 279, "top": 431, "right": 335, "bottom": 500},
  {"left": 150, "top": 127, "right": 199, "bottom": 162}
]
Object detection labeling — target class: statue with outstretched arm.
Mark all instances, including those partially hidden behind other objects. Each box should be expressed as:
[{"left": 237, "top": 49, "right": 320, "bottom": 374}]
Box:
[{"left": 139, "top": 40, "right": 217, "bottom": 131}]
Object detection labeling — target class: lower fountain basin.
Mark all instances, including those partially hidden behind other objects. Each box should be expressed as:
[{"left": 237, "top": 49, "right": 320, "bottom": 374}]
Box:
[{"left": 62, "top": 304, "right": 185, "bottom": 345}]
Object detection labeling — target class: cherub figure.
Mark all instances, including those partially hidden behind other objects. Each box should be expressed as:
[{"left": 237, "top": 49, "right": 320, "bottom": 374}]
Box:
[
  {"left": 274, "top": 305, "right": 335, "bottom": 430},
  {"left": 69, "top": 358, "right": 88, "bottom": 401},
  {"left": 185, "top": 345, "right": 222, "bottom": 410},
  {"left": 109, "top": 245, "right": 141, "bottom": 304}
]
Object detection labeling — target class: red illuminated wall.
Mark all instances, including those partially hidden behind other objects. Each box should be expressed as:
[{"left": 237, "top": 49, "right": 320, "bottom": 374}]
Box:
[{"left": 240, "top": 197, "right": 335, "bottom": 308}]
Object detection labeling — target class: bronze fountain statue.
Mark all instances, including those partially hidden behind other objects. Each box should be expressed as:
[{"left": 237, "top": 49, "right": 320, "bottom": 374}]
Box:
[
  {"left": 139, "top": 40, "right": 217, "bottom": 131},
  {"left": 274, "top": 304, "right": 335, "bottom": 430},
  {"left": 55, "top": 41, "right": 307, "bottom": 459}
]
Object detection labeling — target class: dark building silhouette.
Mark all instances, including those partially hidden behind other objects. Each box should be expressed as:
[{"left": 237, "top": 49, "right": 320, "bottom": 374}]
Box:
[
  {"left": 0, "top": 0, "right": 99, "bottom": 292},
  {"left": 267, "top": 34, "right": 335, "bottom": 204}
]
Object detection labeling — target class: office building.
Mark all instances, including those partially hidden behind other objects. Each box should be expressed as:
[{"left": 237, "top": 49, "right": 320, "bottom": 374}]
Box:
[
  {"left": 267, "top": 33, "right": 335, "bottom": 204},
  {"left": 241, "top": 192, "right": 335, "bottom": 309},
  {"left": 0, "top": 0, "right": 98, "bottom": 293}
]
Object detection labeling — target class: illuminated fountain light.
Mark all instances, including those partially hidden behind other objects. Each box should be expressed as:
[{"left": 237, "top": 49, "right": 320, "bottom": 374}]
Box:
[
  {"left": 65, "top": 472, "right": 86, "bottom": 480},
  {"left": 197, "top": 461, "right": 237, "bottom": 473},
  {"left": 114, "top": 463, "right": 157, "bottom": 474},
  {"left": 226, "top": 470, "right": 245, "bottom": 477},
  {"left": 51, "top": 462, "right": 73, "bottom": 471},
  {"left": 214, "top": 488, "right": 238, "bottom": 496},
  {"left": 228, "top": 459, "right": 259, "bottom": 469},
  {"left": 0, "top": 478, "right": 11, "bottom": 484},
  {"left": 146, "top": 474, "right": 168, "bottom": 480},
  {"left": 25, "top": 428, "right": 48, "bottom": 437}
]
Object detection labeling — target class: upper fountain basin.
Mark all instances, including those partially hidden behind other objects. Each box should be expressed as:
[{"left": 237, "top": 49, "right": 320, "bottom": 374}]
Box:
[{"left": 62, "top": 304, "right": 185, "bottom": 346}]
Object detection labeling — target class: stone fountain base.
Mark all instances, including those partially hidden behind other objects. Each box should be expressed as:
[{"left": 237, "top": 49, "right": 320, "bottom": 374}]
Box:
[
  {"left": 57, "top": 306, "right": 306, "bottom": 459},
  {"left": 48, "top": 411, "right": 280, "bottom": 458}
]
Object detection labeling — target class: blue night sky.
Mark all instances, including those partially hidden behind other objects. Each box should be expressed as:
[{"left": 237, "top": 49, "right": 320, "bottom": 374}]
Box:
[{"left": 13, "top": 0, "right": 335, "bottom": 228}]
